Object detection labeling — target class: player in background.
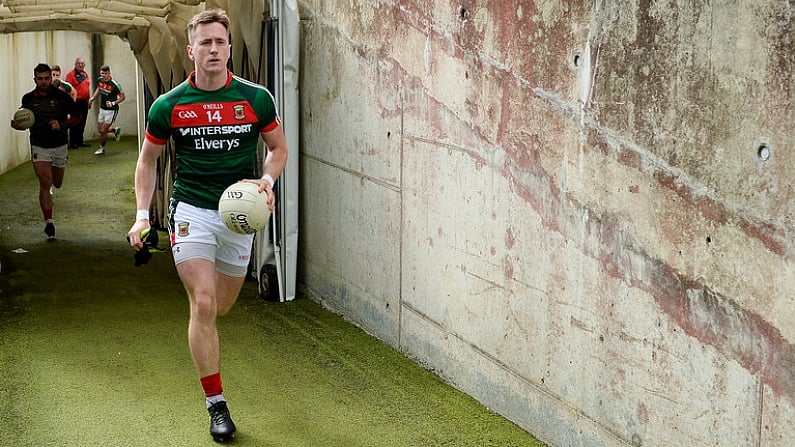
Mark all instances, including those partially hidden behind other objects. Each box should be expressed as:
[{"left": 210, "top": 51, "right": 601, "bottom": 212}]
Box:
[
  {"left": 49, "top": 64, "right": 75, "bottom": 195},
  {"left": 88, "top": 65, "right": 124, "bottom": 155},
  {"left": 51, "top": 65, "right": 77, "bottom": 101},
  {"left": 126, "top": 8, "right": 288, "bottom": 443},
  {"left": 11, "top": 63, "right": 81, "bottom": 240}
]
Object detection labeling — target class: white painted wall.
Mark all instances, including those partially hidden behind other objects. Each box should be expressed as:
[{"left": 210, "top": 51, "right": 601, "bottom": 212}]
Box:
[{"left": 0, "top": 31, "right": 138, "bottom": 174}]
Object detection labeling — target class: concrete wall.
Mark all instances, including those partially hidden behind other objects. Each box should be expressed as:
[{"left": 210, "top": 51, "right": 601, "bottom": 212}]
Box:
[
  {"left": 296, "top": 1, "right": 795, "bottom": 446},
  {"left": 0, "top": 32, "right": 138, "bottom": 175}
]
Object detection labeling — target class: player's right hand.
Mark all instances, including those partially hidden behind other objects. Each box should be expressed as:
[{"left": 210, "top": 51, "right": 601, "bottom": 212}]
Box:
[{"left": 127, "top": 221, "right": 151, "bottom": 251}]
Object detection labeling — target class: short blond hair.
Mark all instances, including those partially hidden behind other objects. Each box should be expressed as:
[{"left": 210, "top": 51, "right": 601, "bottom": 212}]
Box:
[{"left": 187, "top": 9, "right": 230, "bottom": 45}]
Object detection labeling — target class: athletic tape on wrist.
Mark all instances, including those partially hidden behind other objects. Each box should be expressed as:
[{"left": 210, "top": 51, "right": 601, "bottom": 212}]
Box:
[
  {"left": 136, "top": 209, "right": 149, "bottom": 221},
  {"left": 261, "top": 174, "right": 275, "bottom": 189}
]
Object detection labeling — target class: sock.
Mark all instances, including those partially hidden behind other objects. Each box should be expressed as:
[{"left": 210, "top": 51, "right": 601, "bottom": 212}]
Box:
[
  {"left": 206, "top": 394, "right": 226, "bottom": 409},
  {"left": 200, "top": 372, "right": 224, "bottom": 407},
  {"left": 43, "top": 209, "right": 53, "bottom": 221}
]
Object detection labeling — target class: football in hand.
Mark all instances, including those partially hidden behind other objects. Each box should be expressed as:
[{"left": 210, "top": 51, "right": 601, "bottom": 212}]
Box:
[
  {"left": 13, "top": 108, "right": 35, "bottom": 129},
  {"left": 218, "top": 182, "right": 270, "bottom": 234}
]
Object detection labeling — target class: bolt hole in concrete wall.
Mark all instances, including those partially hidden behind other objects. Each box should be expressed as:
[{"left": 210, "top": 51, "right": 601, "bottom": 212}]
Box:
[
  {"left": 757, "top": 143, "right": 771, "bottom": 162},
  {"left": 300, "top": 2, "right": 795, "bottom": 446}
]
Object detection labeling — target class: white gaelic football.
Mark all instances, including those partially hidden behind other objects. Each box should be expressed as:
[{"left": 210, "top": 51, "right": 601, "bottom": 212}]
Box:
[
  {"left": 13, "top": 108, "right": 35, "bottom": 129},
  {"left": 218, "top": 182, "right": 270, "bottom": 234}
]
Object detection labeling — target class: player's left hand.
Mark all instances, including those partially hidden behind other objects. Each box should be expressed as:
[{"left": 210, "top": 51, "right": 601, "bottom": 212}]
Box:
[{"left": 244, "top": 179, "right": 275, "bottom": 213}]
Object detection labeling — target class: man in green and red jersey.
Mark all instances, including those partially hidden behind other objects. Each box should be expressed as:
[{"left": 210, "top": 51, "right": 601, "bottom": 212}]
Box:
[
  {"left": 51, "top": 65, "right": 77, "bottom": 101},
  {"left": 88, "top": 65, "right": 124, "bottom": 155},
  {"left": 11, "top": 63, "right": 81, "bottom": 240},
  {"left": 126, "top": 8, "right": 287, "bottom": 443}
]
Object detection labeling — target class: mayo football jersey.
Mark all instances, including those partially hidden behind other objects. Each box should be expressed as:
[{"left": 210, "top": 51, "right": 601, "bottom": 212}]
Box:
[
  {"left": 145, "top": 71, "right": 281, "bottom": 210},
  {"left": 97, "top": 77, "right": 123, "bottom": 110}
]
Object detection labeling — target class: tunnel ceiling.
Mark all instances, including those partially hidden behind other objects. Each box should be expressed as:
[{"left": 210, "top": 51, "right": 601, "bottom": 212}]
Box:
[
  {"left": 0, "top": 1, "right": 270, "bottom": 93},
  {"left": 0, "top": 1, "right": 200, "bottom": 34}
]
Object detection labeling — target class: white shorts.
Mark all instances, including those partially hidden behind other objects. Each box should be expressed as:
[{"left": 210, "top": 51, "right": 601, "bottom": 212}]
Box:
[
  {"left": 169, "top": 200, "right": 254, "bottom": 277},
  {"left": 98, "top": 108, "right": 118, "bottom": 125},
  {"left": 31, "top": 144, "right": 68, "bottom": 168}
]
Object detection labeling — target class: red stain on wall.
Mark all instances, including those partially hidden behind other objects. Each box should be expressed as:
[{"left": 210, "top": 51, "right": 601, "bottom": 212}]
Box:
[
  {"left": 505, "top": 227, "right": 516, "bottom": 249},
  {"left": 379, "top": 0, "right": 795, "bottom": 407},
  {"left": 504, "top": 257, "right": 515, "bottom": 279}
]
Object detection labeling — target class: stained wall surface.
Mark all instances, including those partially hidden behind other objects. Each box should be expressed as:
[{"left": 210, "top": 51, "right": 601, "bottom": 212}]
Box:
[{"left": 297, "top": 1, "right": 795, "bottom": 446}]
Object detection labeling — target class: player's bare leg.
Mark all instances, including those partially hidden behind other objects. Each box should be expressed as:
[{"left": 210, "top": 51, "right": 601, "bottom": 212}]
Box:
[
  {"left": 215, "top": 272, "right": 245, "bottom": 316},
  {"left": 32, "top": 161, "right": 56, "bottom": 239},
  {"left": 95, "top": 122, "right": 110, "bottom": 155},
  {"left": 177, "top": 258, "right": 243, "bottom": 442},
  {"left": 51, "top": 165, "right": 65, "bottom": 189}
]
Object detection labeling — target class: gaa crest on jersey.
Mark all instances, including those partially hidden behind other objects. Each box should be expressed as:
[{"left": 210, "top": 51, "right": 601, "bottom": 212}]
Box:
[
  {"left": 177, "top": 222, "right": 190, "bottom": 237},
  {"left": 233, "top": 104, "right": 245, "bottom": 120}
]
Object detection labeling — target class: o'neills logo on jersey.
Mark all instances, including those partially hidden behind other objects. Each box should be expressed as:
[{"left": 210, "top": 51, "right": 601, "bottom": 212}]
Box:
[{"left": 233, "top": 104, "right": 245, "bottom": 120}]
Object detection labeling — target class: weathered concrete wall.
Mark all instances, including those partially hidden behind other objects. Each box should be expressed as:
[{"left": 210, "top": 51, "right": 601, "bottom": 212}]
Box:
[{"left": 297, "top": 1, "right": 795, "bottom": 446}]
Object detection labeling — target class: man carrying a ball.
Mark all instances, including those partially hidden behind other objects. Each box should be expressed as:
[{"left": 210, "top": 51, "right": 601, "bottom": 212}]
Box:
[
  {"left": 127, "top": 8, "right": 287, "bottom": 443},
  {"left": 11, "top": 63, "right": 81, "bottom": 240}
]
